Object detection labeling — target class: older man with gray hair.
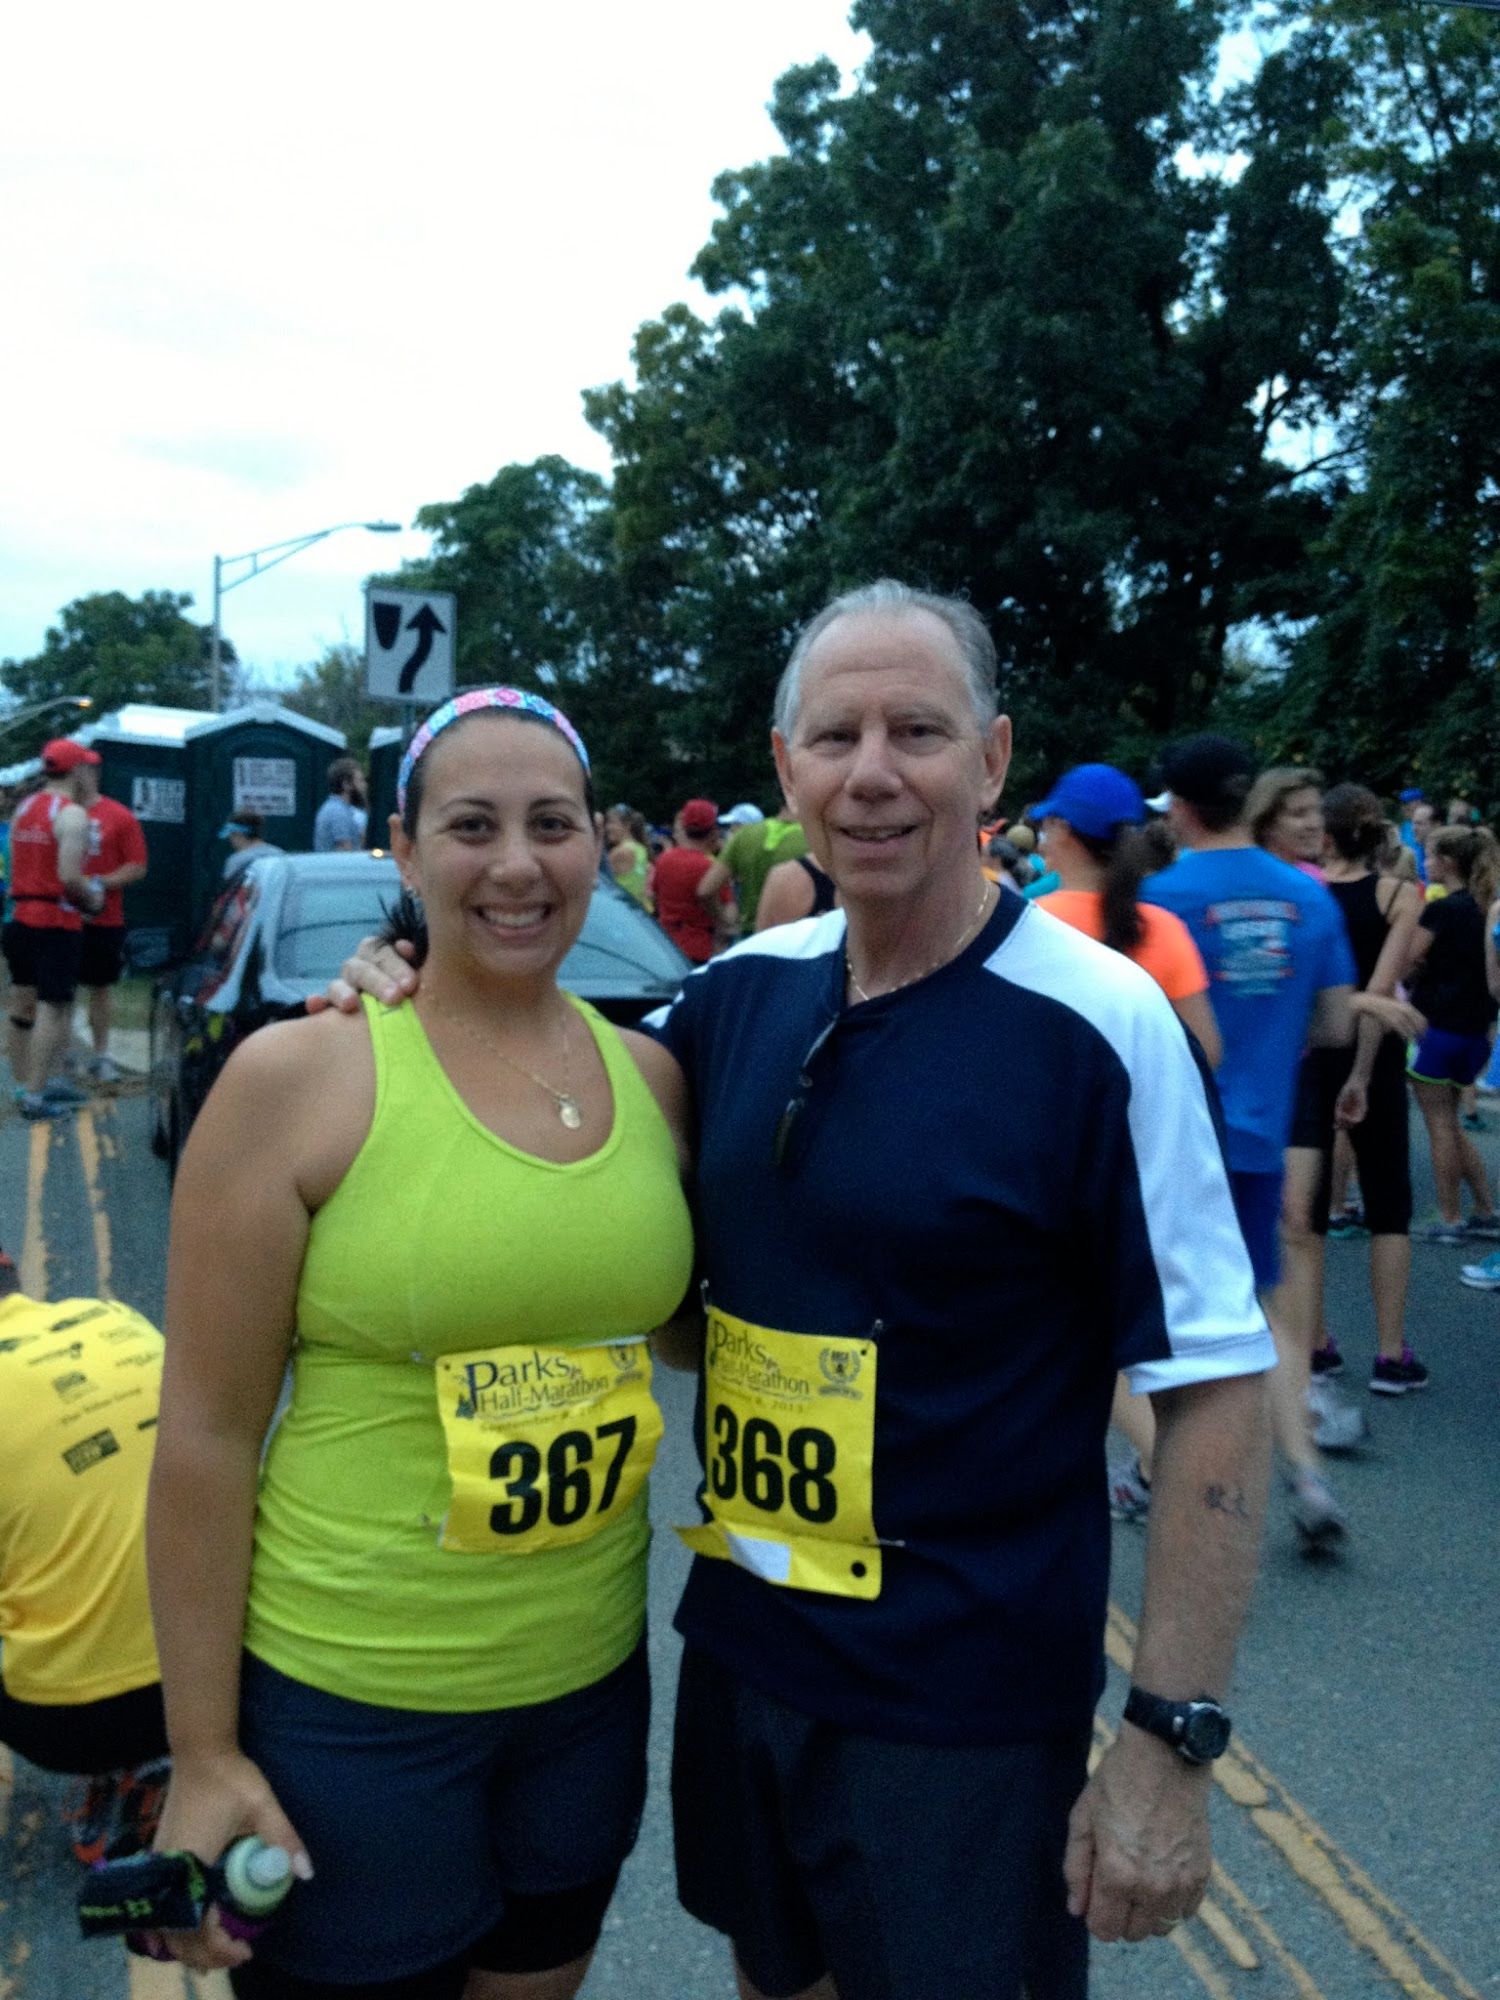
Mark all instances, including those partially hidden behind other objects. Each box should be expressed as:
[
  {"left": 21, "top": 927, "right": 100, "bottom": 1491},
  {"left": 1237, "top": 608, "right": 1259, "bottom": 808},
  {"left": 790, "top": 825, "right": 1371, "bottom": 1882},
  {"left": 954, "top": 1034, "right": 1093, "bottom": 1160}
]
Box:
[{"left": 330, "top": 580, "right": 1274, "bottom": 2000}]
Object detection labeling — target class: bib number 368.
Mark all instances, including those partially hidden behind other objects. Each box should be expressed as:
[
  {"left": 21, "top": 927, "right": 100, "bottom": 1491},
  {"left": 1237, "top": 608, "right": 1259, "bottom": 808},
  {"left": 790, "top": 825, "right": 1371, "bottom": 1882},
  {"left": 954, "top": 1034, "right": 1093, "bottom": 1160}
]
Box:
[{"left": 708, "top": 1406, "right": 838, "bottom": 1524}]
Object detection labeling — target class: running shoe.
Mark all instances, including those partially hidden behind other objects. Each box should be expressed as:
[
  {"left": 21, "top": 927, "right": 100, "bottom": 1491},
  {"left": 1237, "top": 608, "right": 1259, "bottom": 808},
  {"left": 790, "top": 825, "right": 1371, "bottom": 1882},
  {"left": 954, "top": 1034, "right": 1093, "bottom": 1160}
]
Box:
[
  {"left": 1460, "top": 1111, "right": 1486, "bottom": 1133},
  {"left": 1459, "top": 1250, "right": 1500, "bottom": 1291},
  {"left": 63, "top": 1773, "right": 118, "bottom": 1868},
  {"left": 1326, "top": 1210, "right": 1369, "bottom": 1241},
  {"left": 1461, "top": 1212, "right": 1500, "bottom": 1241},
  {"left": 1290, "top": 1473, "right": 1348, "bottom": 1552},
  {"left": 14, "top": 1088, "right": 63, "bottom": 1120},
  {"left": 88, "top": 1054, "right": 122, "bottom": 1087},
  {"left": 1413, "top": 1220, "right": 1467, "bottom": 1245},
  {"left": 1109, "top": 1455, "right": 1152, "bottom": 1523},
  {"left": 1369, "top": 1347, "right": 1431, "bottom": 1395},
  {"left": 41, "top": 1075, "right": 90, "bottom": 1106},
  {"left": 1307, "top": 1377, "right": 1369, "bottom": 1451},
  {"left": 107, "top": 1756, "right": 171, "bottom": 1859},
  {"left": 1310, "top": 1340, "right": 1345, "bottom": 1377}
]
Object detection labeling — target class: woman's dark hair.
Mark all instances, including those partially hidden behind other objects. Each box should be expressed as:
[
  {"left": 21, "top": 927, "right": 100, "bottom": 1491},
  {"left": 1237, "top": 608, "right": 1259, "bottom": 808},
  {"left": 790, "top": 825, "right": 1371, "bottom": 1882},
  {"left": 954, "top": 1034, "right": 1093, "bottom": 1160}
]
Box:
[
  {"left": 1321, "top": 784, "right": 1386, "bottom": 864},
  {"left": 1075, "top": 823, "right": 1157, "bottom": 957},
  {"left": 386, "top": 707, "right": 598, "bottom": 966}
]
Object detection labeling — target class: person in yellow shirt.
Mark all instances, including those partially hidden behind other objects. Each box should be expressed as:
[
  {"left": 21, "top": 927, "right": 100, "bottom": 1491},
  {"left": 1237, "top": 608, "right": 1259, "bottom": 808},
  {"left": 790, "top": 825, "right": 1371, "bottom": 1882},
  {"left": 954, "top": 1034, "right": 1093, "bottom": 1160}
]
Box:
[{"left": 0, "top": 1251, "right": 167, "bottom": 1859}]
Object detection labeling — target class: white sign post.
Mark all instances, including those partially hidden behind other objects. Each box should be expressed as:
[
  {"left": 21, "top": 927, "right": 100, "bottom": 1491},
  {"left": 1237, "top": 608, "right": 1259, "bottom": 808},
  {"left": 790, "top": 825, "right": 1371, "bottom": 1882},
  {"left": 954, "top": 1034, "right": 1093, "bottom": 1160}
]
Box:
[{"left": 365, "top": 588, "right": 456, "bottom": 707}]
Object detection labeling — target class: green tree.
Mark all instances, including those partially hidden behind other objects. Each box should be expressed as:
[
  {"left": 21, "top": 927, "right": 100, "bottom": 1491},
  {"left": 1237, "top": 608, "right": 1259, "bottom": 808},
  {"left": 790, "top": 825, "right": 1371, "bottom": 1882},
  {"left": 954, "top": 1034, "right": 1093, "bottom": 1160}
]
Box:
[
  {"left": 2, "top": 591, "right": 223, "bottom": 758},
  {"left": 1253, "top": 1, "right": 1500, "bottom": 804},
  {"left": 277, "top": 642, "right": 389, "bottom": 758},
  {"left": 589, "top": 0, "right": 1350, "bottom": 797},
  {"left": 375, "top": 455, "right": 687, "bottom": 813}
]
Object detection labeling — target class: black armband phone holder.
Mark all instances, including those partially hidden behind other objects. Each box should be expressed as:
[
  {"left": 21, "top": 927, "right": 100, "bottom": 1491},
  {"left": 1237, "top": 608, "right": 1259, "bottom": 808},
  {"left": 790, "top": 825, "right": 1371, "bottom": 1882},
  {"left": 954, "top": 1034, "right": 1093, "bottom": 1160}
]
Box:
[{"left": 77, "top": 1848, "right": 212, "bottom": 1940}]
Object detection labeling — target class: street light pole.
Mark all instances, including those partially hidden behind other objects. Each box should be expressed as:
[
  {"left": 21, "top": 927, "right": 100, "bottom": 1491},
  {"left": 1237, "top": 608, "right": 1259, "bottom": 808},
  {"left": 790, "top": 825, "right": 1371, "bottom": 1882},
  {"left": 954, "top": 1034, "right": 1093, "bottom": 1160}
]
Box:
[
  {"left": 209, "top": 519, "right": 402, "bottom": 712},
  {"left": 0, "top": 694, "right": 94, "bottom": 743}
]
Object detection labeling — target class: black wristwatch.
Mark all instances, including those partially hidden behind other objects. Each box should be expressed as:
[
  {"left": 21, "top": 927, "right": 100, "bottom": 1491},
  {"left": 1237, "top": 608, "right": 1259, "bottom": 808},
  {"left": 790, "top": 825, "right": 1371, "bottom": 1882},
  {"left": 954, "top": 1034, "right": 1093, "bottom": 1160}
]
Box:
[{"left": 1123, "top": 1686, "right": 1232, "bottom": 1765}]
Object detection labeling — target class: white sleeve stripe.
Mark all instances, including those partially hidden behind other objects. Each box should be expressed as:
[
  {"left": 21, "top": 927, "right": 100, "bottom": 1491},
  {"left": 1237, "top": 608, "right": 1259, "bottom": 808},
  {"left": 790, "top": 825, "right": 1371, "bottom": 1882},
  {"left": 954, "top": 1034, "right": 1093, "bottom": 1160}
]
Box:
[{"left": 983, "top": 908, "right": 1272, "bottom": 1382}]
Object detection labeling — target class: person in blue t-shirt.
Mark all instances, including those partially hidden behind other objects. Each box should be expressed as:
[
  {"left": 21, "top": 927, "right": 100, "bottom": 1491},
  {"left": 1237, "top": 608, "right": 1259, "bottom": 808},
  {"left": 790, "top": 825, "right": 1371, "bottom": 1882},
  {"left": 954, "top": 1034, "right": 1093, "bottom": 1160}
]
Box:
[{"left": 1144, "top": 735, "right": 1357, "bottom": 1549}]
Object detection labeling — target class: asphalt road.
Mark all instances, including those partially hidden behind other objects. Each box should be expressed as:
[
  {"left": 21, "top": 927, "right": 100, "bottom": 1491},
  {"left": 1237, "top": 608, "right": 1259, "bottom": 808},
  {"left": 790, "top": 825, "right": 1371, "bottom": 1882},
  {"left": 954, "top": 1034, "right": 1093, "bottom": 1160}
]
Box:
[{"left": 1, "top": 1079, "right": 1496, "bottom": 2000}]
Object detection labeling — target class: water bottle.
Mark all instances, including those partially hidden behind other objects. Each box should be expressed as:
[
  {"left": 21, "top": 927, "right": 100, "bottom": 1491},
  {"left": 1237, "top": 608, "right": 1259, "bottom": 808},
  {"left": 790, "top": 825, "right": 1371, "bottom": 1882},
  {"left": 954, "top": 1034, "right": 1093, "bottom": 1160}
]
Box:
[{"left": 216, "top": 1837, "right": 294, "bottom": 1942}]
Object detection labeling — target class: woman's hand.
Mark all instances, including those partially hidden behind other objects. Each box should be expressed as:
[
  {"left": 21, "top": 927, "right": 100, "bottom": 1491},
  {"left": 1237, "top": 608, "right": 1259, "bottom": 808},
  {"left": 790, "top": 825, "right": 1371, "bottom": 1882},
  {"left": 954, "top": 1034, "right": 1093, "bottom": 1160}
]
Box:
[
  {"left": 1351, "top": 992, "right": 1426, "bottom": 1043},
  {"left": 145, "top": 1748, "right": 312, "bottom": 1971},
  {"left": 307, "top": 934, "right": 421, "bottom": 1015}
]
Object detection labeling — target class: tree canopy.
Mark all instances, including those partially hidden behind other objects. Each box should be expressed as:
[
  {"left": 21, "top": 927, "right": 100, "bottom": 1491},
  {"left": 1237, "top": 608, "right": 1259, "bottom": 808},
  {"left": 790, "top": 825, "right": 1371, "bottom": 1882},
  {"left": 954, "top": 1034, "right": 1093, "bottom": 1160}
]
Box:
[{"left": 1, "top": 591, "right": 224, "bottom": 762}]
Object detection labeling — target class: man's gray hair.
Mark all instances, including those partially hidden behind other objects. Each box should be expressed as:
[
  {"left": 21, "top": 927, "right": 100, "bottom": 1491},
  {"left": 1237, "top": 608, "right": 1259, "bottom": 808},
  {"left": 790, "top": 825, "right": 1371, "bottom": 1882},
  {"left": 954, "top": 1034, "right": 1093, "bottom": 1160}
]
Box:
[{"left": 772, "top": 580, "right": 999, "bottom": 738}]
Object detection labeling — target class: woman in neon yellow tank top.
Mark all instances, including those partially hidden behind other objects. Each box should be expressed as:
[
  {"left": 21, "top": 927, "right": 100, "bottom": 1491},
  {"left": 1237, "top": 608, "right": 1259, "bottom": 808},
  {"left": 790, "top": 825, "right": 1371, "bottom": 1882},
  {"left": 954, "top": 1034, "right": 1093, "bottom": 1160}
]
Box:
[{"left": 148, "top": 691, "right": 694, "bottom": 1999}]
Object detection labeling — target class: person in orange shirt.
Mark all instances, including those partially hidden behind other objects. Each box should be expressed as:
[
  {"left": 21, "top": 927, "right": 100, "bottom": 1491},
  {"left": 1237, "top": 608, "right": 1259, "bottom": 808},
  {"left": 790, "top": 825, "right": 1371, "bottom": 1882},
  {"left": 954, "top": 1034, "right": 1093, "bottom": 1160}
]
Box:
[
  {"left": 1033, "top": 763, "right": 1221, "bottom": 1523},
  {"left": 1034, "top": 765, "right": 1220, "bottom": 1067}
]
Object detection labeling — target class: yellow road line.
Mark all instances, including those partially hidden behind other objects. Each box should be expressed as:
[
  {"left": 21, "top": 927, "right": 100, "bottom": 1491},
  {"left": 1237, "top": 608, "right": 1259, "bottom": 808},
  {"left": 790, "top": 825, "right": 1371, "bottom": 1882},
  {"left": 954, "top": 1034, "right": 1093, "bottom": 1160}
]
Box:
[
  {"left": 75, "top": 1106, "right": 114, "bottom": 1298},
  {"left": 1209, "top": 1862, "right": 1326, "bottom": 2000},
  {"left": 19, "top": 1120, "right": 50, "bottom": 1298},
  {"left": 1107, "top": 1602, "right": 1480, "bottom": 2000},
  {"left": 1169, "top": 1923, "right": 1237, "bottom": 2000}
]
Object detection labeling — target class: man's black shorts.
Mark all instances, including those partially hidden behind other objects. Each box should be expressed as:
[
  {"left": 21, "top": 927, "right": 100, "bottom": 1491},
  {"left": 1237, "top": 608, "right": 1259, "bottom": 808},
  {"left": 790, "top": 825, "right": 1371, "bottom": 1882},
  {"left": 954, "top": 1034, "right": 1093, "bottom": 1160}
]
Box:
[
  {"left": 2, "top": 920, "right": 84, "bottom": 1005},
  {"left": 672, "top": 1645, "right": 1090, "bottom": 2000},
  {"left": 0, "top": 1677, "right": 166, "bottom": 1775},
  {"left": 79, "top": 924, "right": 127, "bottom": 989}
]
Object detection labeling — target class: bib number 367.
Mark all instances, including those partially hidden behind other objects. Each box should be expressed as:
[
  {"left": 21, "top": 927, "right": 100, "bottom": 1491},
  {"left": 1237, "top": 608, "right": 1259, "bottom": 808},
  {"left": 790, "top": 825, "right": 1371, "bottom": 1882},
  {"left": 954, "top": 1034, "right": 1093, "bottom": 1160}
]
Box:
[{"left": 436, "top": 1340, "right": 662, "bottom": 1555}]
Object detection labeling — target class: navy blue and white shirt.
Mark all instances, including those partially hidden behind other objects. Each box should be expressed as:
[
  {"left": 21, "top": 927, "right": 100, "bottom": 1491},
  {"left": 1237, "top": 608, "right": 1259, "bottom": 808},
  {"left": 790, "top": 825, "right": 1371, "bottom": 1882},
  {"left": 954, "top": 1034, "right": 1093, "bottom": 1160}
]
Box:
[{"left": 650, "top": 892, "right": 1273, "bottom": 1746}]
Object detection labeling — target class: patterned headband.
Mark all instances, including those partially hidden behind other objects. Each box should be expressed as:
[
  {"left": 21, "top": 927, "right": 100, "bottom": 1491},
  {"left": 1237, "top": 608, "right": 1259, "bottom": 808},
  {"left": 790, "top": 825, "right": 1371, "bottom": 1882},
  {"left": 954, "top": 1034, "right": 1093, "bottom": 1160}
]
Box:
[{"left": 396, "top": 687, "right": 590, "bottom": 815}]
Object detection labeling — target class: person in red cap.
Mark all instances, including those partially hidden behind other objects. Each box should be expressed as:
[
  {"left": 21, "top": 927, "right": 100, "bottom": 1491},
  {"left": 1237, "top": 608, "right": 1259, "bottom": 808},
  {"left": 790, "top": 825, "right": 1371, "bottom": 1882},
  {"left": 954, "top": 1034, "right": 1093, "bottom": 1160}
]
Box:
[
  {"left": 651, "top": 798, "right": 736, "bottom": 963},
  {"left": 3, "top": 740, "right": 107, "bottom": 1117}
]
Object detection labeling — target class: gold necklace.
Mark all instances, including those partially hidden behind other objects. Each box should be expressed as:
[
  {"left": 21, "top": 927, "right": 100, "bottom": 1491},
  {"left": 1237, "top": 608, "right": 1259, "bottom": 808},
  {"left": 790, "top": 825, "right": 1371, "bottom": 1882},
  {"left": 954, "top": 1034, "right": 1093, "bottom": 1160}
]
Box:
[
  {"left": 846, "top": 884, "right": 995, "bottom": 1005},
  {"left": 428, "top": 991, "right": 584, "bottom": 1129}
]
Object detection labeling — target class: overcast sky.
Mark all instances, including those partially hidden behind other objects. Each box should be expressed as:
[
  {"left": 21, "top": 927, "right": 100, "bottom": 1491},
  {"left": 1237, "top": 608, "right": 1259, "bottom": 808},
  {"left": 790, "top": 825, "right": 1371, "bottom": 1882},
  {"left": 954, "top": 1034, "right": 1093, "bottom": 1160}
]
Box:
[{"left": 2, "top": 1, "right": 868, "bottom": 685}]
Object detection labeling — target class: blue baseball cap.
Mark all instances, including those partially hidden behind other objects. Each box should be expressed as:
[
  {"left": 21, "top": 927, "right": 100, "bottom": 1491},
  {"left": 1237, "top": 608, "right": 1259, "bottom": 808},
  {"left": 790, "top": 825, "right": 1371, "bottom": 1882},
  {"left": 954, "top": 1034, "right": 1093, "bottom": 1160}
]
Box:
[
  {"left": 1399, "top": 787, "right": 1425, "bottom": 803},
  {"left": 1032, "top": 763, "right": 1146, "bottom": 839}
]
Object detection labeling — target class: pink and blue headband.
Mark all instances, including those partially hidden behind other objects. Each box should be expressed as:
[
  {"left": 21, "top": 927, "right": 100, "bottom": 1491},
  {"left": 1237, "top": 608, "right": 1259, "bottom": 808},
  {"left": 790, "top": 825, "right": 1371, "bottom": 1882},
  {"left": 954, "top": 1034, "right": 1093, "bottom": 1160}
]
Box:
[{"left": 397, "top": 687, "right": 590, "bottom": 816}]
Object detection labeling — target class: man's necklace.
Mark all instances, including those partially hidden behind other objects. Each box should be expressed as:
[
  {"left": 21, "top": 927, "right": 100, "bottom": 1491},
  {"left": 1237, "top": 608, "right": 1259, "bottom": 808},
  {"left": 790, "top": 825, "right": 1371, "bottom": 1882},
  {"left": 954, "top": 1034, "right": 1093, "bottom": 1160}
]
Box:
[
  {"left": 427, "top": 990, "right": 584, "bottom": 1129},
  {"left": 845, "top": 884, "right": 996, "bottom": 1005}
]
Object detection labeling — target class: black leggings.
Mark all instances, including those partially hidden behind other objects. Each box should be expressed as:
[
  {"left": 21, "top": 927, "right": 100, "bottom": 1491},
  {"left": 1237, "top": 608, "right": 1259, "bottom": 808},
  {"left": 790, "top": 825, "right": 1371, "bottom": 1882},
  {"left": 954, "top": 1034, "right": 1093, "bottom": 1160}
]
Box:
[
  {"left": 1312, "top": 1048, "right": 1412, "bottom": 1236},
  {"left": 227, "top": 1874, "right": 618, "bottom": 1999}
]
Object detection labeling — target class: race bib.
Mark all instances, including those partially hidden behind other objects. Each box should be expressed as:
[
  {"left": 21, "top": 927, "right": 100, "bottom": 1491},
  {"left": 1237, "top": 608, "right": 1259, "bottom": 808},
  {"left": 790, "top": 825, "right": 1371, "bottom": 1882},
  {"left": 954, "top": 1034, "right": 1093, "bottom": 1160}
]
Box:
[
  {"left": 435, "top": 1339, "right": 662, "bottom": 1555},
  {"left": 678, "top": 1306, "right": 881, "bottom": 1599}
]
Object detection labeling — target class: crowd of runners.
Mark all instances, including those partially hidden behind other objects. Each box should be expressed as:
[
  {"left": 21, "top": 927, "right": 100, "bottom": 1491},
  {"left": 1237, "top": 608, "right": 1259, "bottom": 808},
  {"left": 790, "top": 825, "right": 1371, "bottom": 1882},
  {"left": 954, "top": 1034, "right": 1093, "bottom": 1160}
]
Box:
[{"left": 2, "top": 580, "right": 1495, "bottom": 2000}]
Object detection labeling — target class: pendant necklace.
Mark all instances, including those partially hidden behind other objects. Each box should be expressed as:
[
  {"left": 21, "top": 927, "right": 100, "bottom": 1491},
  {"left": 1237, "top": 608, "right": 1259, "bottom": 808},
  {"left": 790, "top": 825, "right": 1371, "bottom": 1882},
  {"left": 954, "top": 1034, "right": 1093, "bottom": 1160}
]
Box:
[
  {"left": 846, "top": 883, "right": 995, "bottom": 1006},
  {"left": 429, "top": 991, "right": 584, "bottom": 1129}
]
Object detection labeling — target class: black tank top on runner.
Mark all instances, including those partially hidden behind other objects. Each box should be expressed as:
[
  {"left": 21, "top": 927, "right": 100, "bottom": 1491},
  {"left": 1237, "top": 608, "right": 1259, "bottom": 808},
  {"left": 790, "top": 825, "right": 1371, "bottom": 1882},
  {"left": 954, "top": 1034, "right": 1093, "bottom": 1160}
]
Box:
[
  {"left": 797, "top": 854, "right": 837, "bottom": 916},
  {"left": 1327, "top": 873, "right": 1394, "bottom": 991}
]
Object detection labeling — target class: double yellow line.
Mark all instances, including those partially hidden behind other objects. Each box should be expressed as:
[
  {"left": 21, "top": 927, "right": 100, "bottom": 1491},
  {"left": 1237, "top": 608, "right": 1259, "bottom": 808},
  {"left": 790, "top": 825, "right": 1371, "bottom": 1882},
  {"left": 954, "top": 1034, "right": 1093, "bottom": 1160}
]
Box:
[
  {"left": 1104, "top": 1604, "right": 1481, "bottom": 2000},
  {"left": 17, "top": 1103, "right": 115, "bottom": 1303}
]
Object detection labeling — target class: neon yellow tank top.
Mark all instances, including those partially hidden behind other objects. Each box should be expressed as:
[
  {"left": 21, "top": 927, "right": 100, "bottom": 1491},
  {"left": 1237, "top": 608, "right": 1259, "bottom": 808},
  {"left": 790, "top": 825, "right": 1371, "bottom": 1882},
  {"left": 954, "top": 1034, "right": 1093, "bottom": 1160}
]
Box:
[{"left": 244, "top": 994, "right": 694, "bottom": 1712}]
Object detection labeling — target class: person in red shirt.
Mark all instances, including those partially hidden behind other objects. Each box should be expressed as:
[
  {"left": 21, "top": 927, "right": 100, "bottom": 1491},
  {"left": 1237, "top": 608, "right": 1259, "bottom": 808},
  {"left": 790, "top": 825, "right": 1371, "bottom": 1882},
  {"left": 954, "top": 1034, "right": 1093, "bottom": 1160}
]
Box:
[
  {"left": 75, "top": 760, "right": 148, "bottom": 1084},
  {"left": 3, "top": 740, "right": 106, "bottom": 1117},
  {"left": 651, "top": 798, "right": 736, "bottom": 962}
]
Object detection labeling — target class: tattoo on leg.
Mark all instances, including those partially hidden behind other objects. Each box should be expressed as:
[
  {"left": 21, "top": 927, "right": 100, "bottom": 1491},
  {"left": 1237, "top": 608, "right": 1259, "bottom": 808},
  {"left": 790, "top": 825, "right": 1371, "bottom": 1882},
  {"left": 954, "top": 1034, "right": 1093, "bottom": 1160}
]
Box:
[{"left": 1203, "top": 1484, "right": 1251, "bottom": 1520}]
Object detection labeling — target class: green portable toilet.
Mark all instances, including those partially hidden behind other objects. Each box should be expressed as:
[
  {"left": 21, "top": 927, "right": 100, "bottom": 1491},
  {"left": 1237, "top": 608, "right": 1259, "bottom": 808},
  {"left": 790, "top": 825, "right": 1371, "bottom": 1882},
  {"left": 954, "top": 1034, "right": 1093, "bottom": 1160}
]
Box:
[
  {"left": 182, "top": 703, "right": 346, "bottom": 930},
  {"left": 366, "top": 725, "right": 403, "bottom": 849},
  {"left": 83, "top": 703, "right": 213, "bottom": 968}
]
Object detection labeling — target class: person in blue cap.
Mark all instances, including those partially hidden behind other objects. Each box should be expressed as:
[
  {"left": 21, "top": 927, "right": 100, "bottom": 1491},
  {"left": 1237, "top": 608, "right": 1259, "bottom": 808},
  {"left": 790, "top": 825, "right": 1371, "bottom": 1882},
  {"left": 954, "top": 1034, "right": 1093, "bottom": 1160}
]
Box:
[
  {"left": 219, "top": 812, "right": 284, "bottom": 886},
  {"left": 1032, "top": 764, "right": 1220, "bottom": 1068}
]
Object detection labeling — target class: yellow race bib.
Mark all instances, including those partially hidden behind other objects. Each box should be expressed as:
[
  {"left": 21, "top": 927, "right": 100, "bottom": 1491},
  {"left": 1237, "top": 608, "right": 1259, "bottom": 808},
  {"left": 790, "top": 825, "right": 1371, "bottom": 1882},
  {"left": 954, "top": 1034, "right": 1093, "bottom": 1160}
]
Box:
[
  {"left": 435, "top": 1340, "right": 662, "bottom": 1555},
  {"left": 678, "top": 1306, "right": 882, "bottom": 1599}
]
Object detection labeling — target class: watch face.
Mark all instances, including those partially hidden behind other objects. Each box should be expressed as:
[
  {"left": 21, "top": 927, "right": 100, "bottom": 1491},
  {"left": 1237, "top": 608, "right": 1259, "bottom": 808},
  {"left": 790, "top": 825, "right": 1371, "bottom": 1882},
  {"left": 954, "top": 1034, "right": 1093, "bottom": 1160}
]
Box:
[{"left": 1183, "top": 1705, "right": 1231, "bottom": 1761}]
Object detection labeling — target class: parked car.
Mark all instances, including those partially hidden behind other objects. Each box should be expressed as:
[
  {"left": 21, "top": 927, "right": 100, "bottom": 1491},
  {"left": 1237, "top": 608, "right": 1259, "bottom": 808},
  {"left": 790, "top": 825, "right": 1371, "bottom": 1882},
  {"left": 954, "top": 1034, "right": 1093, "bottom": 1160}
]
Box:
[{"left": 149, "top": 851, "right": 691, "bottom": 1171}]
